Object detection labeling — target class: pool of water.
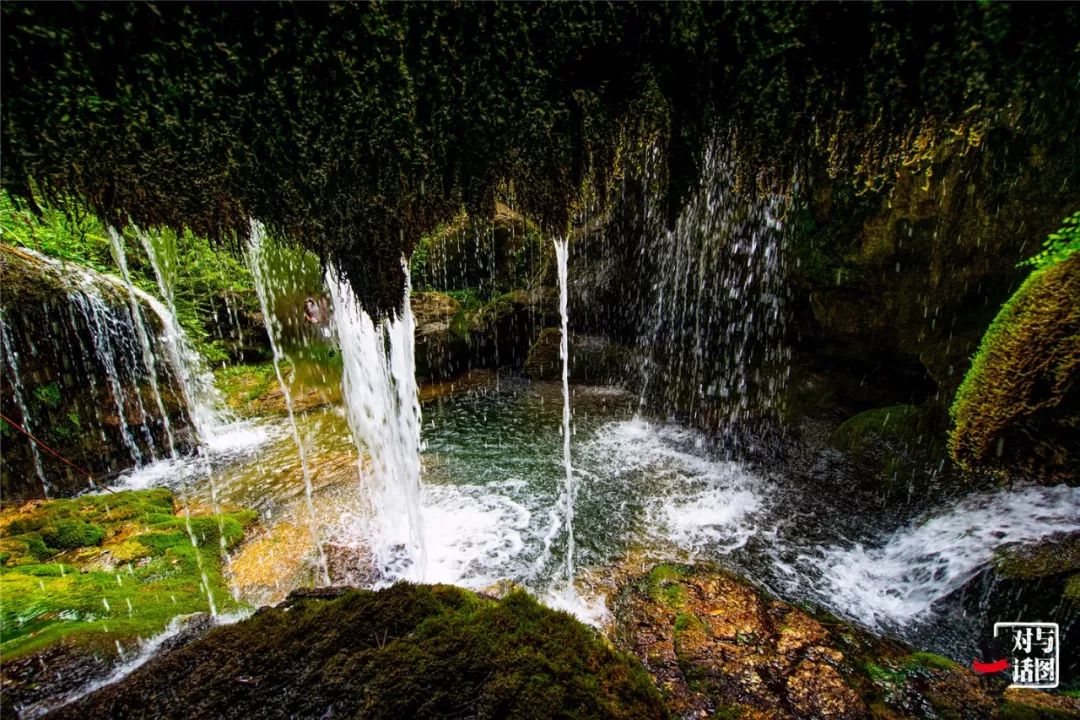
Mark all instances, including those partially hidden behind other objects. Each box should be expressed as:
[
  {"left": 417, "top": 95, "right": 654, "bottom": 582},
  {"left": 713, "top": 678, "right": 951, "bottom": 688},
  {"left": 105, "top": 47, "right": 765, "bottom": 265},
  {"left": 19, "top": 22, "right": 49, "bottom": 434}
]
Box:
[{"left": 112, "top": 374, "right": 1080, "bottom": 660}]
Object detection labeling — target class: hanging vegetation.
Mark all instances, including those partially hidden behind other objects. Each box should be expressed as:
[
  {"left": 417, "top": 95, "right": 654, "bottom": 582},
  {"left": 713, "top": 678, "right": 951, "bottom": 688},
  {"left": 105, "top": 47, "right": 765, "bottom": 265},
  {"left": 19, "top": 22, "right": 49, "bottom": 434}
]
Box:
[{"left": 4, "top": 3, "right": 1078, "bottom": 316}]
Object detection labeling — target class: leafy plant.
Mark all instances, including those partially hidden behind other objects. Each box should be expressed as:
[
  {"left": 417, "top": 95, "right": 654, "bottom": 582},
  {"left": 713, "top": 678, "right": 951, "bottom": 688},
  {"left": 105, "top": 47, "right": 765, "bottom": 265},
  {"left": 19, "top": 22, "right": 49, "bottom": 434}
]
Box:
[{"left": 1021, "top": 210, "right": 1080, "bottom": 270}]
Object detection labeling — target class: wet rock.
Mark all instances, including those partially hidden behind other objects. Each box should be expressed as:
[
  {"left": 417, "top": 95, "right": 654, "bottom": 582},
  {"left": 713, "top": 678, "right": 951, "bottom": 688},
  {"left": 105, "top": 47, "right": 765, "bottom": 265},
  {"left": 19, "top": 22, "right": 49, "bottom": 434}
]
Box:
[
  {"left": 412, "top": 291, "right": 471, "bottom": 381},
  {"left": 828, "top": 403, "right": 955, "bottom": 495},
  {"left": 611, "top": 564, "right": 1009, "bottom": 720},
  {"left": 948, "top": 252, "right": 1080, "bottom": 484},
  {"left": 523, "top": 327, "right": 632, "bottom": 384},
  {"left": 951, "top": 531, "right": 1080, "bottom": 686},
  {"left": 47, "top": 584, "right": 668, "bottom": 720},
  {"left": 0, "top": 245, "right": 196, "bottom": 498}
]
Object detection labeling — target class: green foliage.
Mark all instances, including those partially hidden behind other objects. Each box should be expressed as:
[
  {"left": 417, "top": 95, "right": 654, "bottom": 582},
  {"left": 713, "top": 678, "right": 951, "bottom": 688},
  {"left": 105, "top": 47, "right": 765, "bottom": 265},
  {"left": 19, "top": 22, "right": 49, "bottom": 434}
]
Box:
[
  {"left": 53, "top": 583, "right": 669, "bottom": 720},
  {"left": 1021, "top": 210, "right": 1080, "bottom": 271},
  {"left": 1, "top": 191, "right": 257, "bottom": 362},
  {"left": 4, "top": 3, "right": 1077, "bottom": 315},
  {"left": 32, "top": 381, "right": 61, "bottom": 409},
  {"left": 0, "top": 489, "right": 255, "bottom": 660}
]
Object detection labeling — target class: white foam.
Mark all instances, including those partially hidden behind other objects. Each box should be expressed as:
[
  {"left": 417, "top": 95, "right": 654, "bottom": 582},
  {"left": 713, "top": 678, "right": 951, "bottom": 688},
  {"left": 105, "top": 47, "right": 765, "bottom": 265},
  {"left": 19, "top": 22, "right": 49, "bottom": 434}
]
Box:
[
  {"left": 421, "top": 484, "right": 531, "bottom": 587},
  {"left": 580, "top": 417, "right": 769, "bottom": 555},
  {"left": 811, "top": 483, "right": 1080, "bottom": 628}
]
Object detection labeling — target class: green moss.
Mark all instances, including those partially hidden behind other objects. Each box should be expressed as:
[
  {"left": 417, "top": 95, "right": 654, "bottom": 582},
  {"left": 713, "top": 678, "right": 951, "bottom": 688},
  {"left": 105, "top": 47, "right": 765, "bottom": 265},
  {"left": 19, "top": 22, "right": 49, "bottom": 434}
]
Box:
[
  {"left": 864, "top": 662, "right": 907, "bottom": 686},
  {"left": 54, "top": 584, "right": 669, "bottom": 719},
  {"left": 642, "top": 564, "right": 692, "bottom": 610},
  {"left": 949, "top": 251, "right": 1080, "bottom": 480},
  {"left": 832, "top": 405, "right": 925, "bottom": 454},
  {"left": 5, "top": 4, "right": 1077, "bottom": 316},
  {"left": 0, "top": 489, "right": 256, "bottom": 661},
  {"left": 40, "top": 520, "right": 104, "bottom": 550},
  {"left": 32, "top": 381, "right": 61, "bottom": 409},
  {"left": 994, "top": 533, "right": 1080, "bottom": 581},
  {"left": 1000, "top": 702, "right": 1079, "bottom": 720},
  {"left": 902, "top": 652, "right": 961, "bottom": 673},
  {"left": 1064, "top": 574, "right": 1080, "bottom": 604},
  {"left": 213, "top": 362, "right": 279, "bottom": 414}
]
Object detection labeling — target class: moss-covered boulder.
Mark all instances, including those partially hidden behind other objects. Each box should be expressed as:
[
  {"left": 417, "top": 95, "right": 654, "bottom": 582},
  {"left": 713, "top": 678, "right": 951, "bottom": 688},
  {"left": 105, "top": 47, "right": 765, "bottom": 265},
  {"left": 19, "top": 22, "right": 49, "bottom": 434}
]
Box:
[
  {"left": 611, "top": 563, "right": 1017, "bottom": 720},
  {"left": 949, "top": 253, "right": 1080, "bottom": 483},
  {"left": 523, "top": 328, "right": 632, "bottom": 385},
  {"left": 48, "top": 584, "right": 667, "bottom": 720},
  {"left": 0, "top": 489, "right": 256, "bottom": 715},
  {"left": 830, "top": 403, "right": 953, "bottom": 494}
]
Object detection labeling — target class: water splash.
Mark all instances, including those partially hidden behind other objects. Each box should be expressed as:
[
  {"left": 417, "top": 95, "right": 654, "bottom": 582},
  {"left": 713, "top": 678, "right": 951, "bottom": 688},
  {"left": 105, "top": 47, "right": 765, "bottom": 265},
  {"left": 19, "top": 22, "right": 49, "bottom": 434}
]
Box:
[
  {"left": 136, "top": 228, "right": 228, "bottom": 437},
  {"left": 247, "top": 220, "right": 329, "bottom": 586},
  {"left": 107, "top": 228, "right": 178, "bottom": 457},
  {"left": 635, "top": 136, "right": 790, "bottom": 427},
  {"left": 805, "top": 483, "right": 1080, "bottom": 629},
  {"left": 327, "top": 262, "right": 426, "bottom": 582},
  {"left": 0, "top": 315, "right": 49, "bottom": 494}
]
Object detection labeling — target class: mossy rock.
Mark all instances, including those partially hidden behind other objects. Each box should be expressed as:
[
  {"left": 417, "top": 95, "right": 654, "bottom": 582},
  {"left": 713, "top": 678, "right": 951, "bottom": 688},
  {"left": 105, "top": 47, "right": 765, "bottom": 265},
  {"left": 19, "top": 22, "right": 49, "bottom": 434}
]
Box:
[
  {"left": 0, "top": 489, "right": 255, "bottom": 664},
  {"left": 994, "top": 532, "right": 1080, "bottom": 582},
  {"left": 830, "top": 403, "right": 949, "bottom": 492},
  {"left": 612, "top": 563, "right": 1004, "bottom": 720},
  {"left": 949, "top": 253, "right": 1080, "bottom": 483},
  {"left": 50, "top": 584, "right": 669, "bottom": 720},
  {"left": 523, "top": 327, "right": 631, "bottom": 384}
]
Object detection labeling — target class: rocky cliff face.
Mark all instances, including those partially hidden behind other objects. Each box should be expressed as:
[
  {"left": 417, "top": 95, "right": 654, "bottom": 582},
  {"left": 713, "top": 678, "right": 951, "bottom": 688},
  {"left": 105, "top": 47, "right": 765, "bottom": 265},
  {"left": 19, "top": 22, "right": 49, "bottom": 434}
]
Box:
[{"left": 0, "top": 246, "right": 195, "bottom": 498}]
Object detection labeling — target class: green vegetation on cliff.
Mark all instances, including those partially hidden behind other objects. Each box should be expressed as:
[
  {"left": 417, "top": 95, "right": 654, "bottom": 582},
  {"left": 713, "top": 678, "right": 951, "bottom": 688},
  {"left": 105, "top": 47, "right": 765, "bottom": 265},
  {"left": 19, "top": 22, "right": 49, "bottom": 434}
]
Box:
[
  {"left": 4, "top": 3, "right": 1077, "bottom": 315},
  {"left": 0, "top": 489, "right": 255, "bottom": 660},
  {"left": 51, "top": 583, "right": 668, "bottom": 720},
  {"left": 0, "top": 192, "right": 256, "bottom": 364},
  {"left": 949, "top": 216, "right": 1080, "bottom": 481}
]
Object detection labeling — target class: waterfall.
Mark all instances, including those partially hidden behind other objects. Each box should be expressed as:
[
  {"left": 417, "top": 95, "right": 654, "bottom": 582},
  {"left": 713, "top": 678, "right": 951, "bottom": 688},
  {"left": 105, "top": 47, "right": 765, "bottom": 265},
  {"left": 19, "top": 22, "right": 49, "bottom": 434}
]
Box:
[
  {"left": 246, "top": 221, "right": 330, "bottom": 586},
  {"left": 108, "top": 229, "right": 223, "bottom": 614},
  {"left": 69, "top": 281, "right": 152, "bottom": 467},
  {"left": 327, "top": 263, "right": 426, "bottom": 582},
  {"left": 136, "top": 229, "right": 228, "bottom": 437},
  {"left": 554, "top": 237, "right": 576, "bottom": 590},
  {"left": 107, "top": 229, "right": 179, "bottom": 457},
  {"left": 0, "top": 315, "right": 50, "bottom": 495},
  {"left": 635, "top": 136, "right": 789, "bottom": 430}
]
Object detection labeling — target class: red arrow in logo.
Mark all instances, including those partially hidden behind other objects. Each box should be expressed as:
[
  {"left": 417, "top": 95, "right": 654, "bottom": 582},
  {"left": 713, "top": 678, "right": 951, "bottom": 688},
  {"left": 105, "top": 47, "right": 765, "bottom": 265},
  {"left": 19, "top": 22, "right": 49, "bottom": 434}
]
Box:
[{"left": 972, "top": 658, "right": 1010, "bottom": 674}]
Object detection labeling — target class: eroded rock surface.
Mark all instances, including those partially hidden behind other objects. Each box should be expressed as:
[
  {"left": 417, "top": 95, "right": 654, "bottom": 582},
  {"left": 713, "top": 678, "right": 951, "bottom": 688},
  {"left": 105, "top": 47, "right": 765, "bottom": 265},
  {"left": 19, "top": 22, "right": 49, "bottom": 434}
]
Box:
[{"left": 610, "top": 564, "right": 1027, "bottom": 720}]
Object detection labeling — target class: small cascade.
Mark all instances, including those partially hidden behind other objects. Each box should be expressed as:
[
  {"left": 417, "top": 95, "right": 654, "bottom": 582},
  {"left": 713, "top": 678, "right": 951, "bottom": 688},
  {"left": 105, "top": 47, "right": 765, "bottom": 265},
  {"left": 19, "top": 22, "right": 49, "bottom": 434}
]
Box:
[
  {"left": 0, "top": 245, "right": 200, "bottom": 495},
  {"left": 0, "top": 315, "right": 50, "bottom": 494},
  {"left": 327, "top": 262, "right": 426, "bottom": 582},
  {"left": 635, "top": 136, "right": 790, "bottom": 430},
  {"left": 247, "top": 221, "right": 330, "bottom": 586},
  {"left": 136, "top": 228, "right": 228, "bottom": 437},
  {"left": 107, "top": 229, "right": 223, "bottom": 615},
  {"left": 805, "top": 483, "right": 1080, "bottom": 629},
  {"left": 107, "top": 228, "right": 178, "bottom": 456},
  {"left": 69, "top": 282, "right": 152, "bottom": 467},
  {"left": 553, "top": 237, "right": 576, "bottom": 590}
]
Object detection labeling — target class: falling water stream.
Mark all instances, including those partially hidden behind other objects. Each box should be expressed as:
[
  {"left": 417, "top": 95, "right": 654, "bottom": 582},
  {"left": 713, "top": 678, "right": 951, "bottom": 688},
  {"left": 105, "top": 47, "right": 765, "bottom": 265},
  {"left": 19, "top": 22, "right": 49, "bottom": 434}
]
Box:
[
  {"left": 247, "top": 221, "right": 330, "bottom": 586},
  {"left": 327, "top": 262, "right": 427, "bottom": 582},
  {"left": 107, "top": 228, "right": 222, "bottom": 615},
  {"left": 554, "top": 237, "right": 576, "bottom": 597}
]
